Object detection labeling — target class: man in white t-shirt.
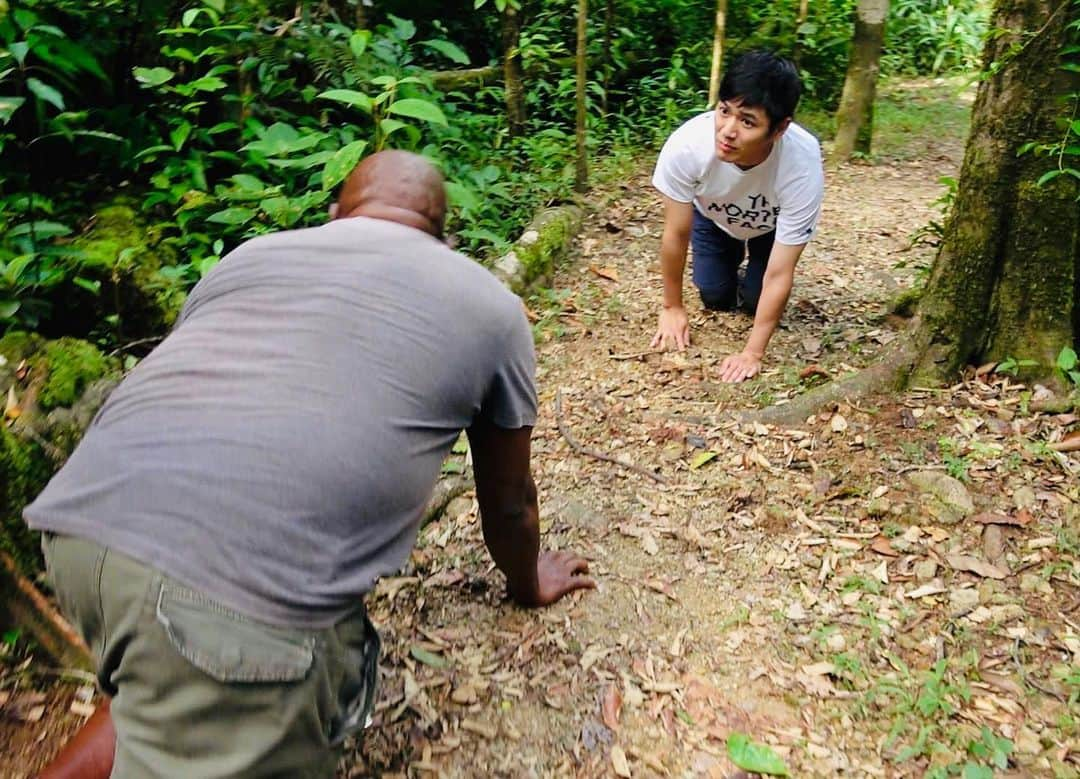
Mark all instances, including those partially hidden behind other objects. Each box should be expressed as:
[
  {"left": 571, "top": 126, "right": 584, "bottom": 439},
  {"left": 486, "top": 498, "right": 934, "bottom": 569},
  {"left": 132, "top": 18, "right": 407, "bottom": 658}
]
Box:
[{"left": 650, "top": 51, "right": 824, "bottom": 382}]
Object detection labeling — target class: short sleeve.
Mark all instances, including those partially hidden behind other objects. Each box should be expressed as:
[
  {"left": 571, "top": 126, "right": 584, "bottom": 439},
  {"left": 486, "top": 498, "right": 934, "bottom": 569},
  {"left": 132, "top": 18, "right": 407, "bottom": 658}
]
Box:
[
  {"left": 775, "top": 162, "right": 824, "bottom": 245},
  {"left": 480, "top": 305, "right": 538, "bottom": 429},
  {"left": 651, "top": 116, "right": 707, "bottom": 204}
]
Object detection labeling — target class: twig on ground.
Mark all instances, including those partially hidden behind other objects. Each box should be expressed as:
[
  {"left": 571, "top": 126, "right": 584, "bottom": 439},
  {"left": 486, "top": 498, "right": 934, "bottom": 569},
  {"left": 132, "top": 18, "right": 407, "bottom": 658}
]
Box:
[
  {"left": 608, "top": 350, "right": 656, "bottom": 361},
  {"left": 107, "top": 335, "right": 165, "bottom": 358},
  {"left": 555, "top": 388, "right": 668, "bottom": 485},
  {"left": 1013, "top": 638, "right": 1068, "bottom": 703}
]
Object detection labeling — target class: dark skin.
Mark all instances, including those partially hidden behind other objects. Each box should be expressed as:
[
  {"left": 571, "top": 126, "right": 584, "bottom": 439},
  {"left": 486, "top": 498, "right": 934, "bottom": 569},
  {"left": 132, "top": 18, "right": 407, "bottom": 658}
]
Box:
[{"left": 38, "top": 151, "right": 593, "bottom": 779}]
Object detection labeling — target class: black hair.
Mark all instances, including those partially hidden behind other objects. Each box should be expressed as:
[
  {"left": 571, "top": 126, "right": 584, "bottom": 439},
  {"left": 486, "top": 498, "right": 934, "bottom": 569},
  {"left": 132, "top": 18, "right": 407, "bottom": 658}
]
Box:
[{"left": 718, "top": 51, "right": 802, "bottom": 131}]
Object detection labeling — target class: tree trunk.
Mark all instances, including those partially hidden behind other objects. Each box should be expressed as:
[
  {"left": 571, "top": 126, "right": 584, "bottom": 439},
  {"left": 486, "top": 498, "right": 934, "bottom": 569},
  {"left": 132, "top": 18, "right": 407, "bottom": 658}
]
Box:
[
  {"left": 793, "top": 0, "right": 810, "bottom": 69},
  {"left": 832, "top": 0, "right": 889, "bottom": 161},
  {"left": 575, "top": 0, "right": 589, "bottom": 193},
  {"left": 707, "top": 0, "right": 729, "bottom": 108},
  {"left": 355, "top": 0, "right": 369, "bottom": 29},
  {"left": 502, "top": 5, "right": 526, "bottom": 137},
  {"left": 910, "top": 0, "right": 1080, "bottom": 385}
]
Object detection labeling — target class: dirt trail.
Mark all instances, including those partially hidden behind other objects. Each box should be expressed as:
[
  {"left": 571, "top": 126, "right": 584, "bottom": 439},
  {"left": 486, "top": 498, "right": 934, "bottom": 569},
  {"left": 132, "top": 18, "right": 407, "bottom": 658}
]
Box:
[
  {"left": 350, "top": 102, "right": 1080, "bottom": 777},
  {"left": 3, "top": 86, "right": 1078, "bottom": 779}
]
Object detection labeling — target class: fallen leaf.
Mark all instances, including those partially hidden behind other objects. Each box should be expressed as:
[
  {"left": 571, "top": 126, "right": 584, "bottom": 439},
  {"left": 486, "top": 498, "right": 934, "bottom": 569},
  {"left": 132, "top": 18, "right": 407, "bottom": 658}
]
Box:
[
  {"left": 589, "top": 265, "right": 620, "bottom": 282},
  {"left": 689, "top": 450, "right": 718, "bottom": 470},
  {"left": 4, "top": 386, "right": 20, "bottom": 421},
  {"left": 726, "top": 732, "right": 789, "bottom": 776},
  {"left": 799, "top": 364, "right": 829, "bottom": 381},
  {"left": 1049, "top": 432, "right": 1080, "bottom": 453},
  {"left": 641, "top": 532, "right": 659, "bottom": 556},
  {"left": 611, "top": 744, "right": 632, "bottom": 777},
  {"left": 69, "top": 700, "right": 96, "bottom": 718},
  {"left": 602, "top": 683, "right": 622, "bottom": 730},
  {"left": 983, "top": 525, "right": 1006, "bottom": 568},
  {"left": 410, "top": 646, "right": 448, "bottom": 668},
  {"left": 869, "top": 536, "right": 899, "bottom": 557},
  {"left": 971, "top": 511, "right": 1032, "bottom": 527},
  {"left": 905, "top": 583, "right": 948, "bottom": 599},
  {"left": 461, "top": 718, "right": 497, "bottom": 739},
  {"left": 946, "top": 554, "right": 1009, "bottom": 580}
]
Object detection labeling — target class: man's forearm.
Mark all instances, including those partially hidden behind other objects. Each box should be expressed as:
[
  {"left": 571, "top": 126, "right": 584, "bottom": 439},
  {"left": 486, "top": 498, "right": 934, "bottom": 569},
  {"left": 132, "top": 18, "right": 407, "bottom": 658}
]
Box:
[
  {"left": 659, "top": 241, "right": 687, "bottom": 307},
  {"left": 744, "top": 273, "right": 792, "bottom": 357},
  {"left": 480, "top": 488, "right": 542, "bottom": 605}
]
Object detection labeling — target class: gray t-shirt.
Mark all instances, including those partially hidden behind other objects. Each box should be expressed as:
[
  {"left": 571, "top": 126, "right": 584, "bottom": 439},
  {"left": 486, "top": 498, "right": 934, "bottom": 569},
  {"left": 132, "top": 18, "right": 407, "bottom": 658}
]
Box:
[{"left": 25, "top": 217, "right": 537, "bottom": 628}]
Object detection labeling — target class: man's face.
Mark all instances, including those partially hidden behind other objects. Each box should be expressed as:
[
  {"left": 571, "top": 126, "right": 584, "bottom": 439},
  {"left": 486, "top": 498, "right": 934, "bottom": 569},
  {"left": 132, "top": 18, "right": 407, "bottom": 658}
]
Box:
[{"left": 713, "top": 99, "right": 788, "bottom": 169}]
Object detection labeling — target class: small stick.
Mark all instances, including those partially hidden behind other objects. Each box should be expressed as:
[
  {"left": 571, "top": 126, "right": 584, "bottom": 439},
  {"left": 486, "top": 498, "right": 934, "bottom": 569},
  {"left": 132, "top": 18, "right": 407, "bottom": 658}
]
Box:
[
  {"left": 555, "top": 389, "right": 668, "bottom": 485},
  {"left": 107, "top": 335, "right": 165, "bottom": 358},
  {"left": 607, "top": 350, "right": 656, "bottom": 361},
  {"left": 1013, "top": 638, "right": 1068, "bottom": 703}
]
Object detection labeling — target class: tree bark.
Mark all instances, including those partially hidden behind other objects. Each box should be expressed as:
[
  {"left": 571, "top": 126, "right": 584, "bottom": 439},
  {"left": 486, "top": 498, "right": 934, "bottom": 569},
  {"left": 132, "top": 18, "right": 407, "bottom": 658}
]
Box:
[
  {"left": 832, "top": 0, "right": 889, "bottom": 161},
  {"left": 793, "top": 0, "right": 810, "bottom": 69},
  {"left": 707, "top": 0, "right": 729, "bottom": 108},
  {"left": 502, "top": 5, "right": 527, "bottom": 137},
  {"left": 910, "top": 0, "right": 1080, "bottom": 385},
  {"left": 575, "top": 0, "right": 589, "bottom": 193}
]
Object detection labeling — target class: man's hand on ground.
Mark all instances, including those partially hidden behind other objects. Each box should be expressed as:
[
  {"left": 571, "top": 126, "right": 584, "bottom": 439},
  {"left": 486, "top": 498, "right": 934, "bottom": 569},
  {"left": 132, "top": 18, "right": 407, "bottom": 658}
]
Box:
[
  {"left": 718, "top": 350, "right": 762, "bottom": 383},
  {"left": 650, "top": 306, "right": 690, "bottom": 351},
  {"left": 518, "top": 550, "right": 595, "bottom": 607}
]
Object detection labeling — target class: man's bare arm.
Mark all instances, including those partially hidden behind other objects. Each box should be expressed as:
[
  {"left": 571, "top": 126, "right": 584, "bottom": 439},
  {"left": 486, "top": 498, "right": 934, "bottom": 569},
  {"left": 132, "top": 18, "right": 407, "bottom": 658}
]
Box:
[
  {"left": 718, "top": 241, "right": 805, "bottom": 382},
  {"left": 466, "top": 418, "right": 594, "bottom": 607},
  {"left": 651, "top": 196, "right": 695, "bottom": 350}
]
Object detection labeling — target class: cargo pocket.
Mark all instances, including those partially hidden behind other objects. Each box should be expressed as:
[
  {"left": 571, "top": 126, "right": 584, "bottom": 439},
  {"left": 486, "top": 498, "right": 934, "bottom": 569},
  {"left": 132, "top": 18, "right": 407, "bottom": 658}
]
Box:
[
  {"left": 155, "top": 582, "right": 315, "bottom": 683},
  {"left": 328, "top": 612, "right": 381, "bottom": 746}
]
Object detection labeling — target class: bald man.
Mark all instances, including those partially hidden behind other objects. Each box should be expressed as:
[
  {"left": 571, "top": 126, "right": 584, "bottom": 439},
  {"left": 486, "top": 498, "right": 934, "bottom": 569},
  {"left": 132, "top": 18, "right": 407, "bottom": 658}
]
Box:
[{"left": 27, "top": 151, "right": 594, "bottom": 778}]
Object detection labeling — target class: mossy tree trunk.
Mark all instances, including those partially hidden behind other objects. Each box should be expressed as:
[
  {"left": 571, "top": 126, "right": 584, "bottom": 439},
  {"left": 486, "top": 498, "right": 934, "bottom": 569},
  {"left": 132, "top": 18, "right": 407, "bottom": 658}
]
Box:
[
  {"left": 911, "top": 0, "right": 1080, "bottom": 385},
  {"left": 793, "top": 0, "right": 810, "bottom": 70},
  {"left": 502, "top": 4, "right": 527, "bottom": 138},
  {"left": 833, "top": 0, "right": 889, "bottom": 161},
  {"left": 707, "top": 0, "right": 729, "bottom": 108},
  {"left": 575, "top": 0, "right": 589, "bottom": 193}
]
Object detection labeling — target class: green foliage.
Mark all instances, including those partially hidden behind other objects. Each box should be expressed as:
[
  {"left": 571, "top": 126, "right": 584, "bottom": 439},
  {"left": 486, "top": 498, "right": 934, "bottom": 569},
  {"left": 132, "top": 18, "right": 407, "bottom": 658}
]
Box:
[
  {"left": 35, "top": 337, "right": 112, "bottom": 410},
  {"left": 1057, "top": 346, "right": 1080, "bottom": 385},
  {"left": 1017, "top": 1, "right": 1080, "bottom": 193},
  {"left": 995, "top": 356, "right": 1038, "bottom": 377},
  {"left": 884, "top": 0, "right": 989, "bottom": 76},
  {"left": 726, "top": 732, "right": 789, "bottom": 776}
]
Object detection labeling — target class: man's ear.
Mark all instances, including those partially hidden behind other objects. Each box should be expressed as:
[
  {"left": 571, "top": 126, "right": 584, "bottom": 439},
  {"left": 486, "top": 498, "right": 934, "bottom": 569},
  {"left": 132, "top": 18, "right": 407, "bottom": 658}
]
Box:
[
  {"left": 772, "top": 117, "right": 793, "bottom": 139},
  {"left": 328, "top": 202, "right": 339, "bottom": 219}
]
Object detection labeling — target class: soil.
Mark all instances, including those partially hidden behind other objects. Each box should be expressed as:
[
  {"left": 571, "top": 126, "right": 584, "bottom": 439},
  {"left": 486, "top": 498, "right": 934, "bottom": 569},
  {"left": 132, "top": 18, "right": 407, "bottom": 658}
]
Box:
[{"left": 4, "top": 81, "right": 1078, "bottom": 778}]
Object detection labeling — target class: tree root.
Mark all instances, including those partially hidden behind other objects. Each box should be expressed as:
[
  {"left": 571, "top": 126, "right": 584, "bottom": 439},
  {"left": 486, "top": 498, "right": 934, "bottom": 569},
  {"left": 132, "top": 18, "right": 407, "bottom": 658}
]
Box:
[
  {"left": 0, "top": 551, "right": 92, "bottom": 670},
  {"left": 742, "top": 333, "right": 922, "bottom": 427},
  {"left": 421, "top": 475, "right": 473, "bottom": 528}
]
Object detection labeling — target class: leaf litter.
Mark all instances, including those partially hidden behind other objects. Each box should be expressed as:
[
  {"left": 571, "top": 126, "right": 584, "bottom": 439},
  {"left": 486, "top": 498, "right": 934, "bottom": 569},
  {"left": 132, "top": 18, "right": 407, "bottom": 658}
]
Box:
[{"left": 336, "top": 126, "right": 1080, "bottom": 777}]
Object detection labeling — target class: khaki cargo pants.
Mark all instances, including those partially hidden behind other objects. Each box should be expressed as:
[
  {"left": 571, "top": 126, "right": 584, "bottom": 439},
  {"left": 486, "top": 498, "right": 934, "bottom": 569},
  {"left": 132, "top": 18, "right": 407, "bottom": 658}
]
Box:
[{"left": 42, "top": 533, "right": 379, "bottom": 779}]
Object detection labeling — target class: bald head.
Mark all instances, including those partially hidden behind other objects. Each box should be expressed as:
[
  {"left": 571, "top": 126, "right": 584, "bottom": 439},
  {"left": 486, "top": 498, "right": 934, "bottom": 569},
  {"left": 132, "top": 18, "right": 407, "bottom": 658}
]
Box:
[{"left": 333, "top": 150, "right": 447, "bottom": 238}]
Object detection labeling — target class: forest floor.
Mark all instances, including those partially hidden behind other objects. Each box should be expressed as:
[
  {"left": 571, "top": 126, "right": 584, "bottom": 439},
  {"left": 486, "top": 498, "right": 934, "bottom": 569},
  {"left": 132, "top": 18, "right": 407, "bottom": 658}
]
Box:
[{"left": 3, "top": 79, "right": 1079, "bottom": 778}]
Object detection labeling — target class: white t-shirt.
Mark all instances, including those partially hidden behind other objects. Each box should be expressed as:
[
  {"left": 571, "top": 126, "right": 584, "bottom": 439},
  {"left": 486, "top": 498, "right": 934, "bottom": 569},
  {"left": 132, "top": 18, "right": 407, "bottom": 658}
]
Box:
[{"left": 652, "top": 112, "right": 824, "bottom": 245}]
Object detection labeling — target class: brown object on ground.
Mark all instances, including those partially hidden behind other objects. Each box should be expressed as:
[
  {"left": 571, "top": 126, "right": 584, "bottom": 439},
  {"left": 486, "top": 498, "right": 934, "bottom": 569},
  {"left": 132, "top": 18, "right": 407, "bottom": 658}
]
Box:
[
  {"left": 36, "top": 698, "right": 114, "bottom": 779},
  {"left": 0, "top": 552, "right": 91, "bottom": 670},
  {"left": 555, "top": 388, "right": 667, "bottom": 484}
]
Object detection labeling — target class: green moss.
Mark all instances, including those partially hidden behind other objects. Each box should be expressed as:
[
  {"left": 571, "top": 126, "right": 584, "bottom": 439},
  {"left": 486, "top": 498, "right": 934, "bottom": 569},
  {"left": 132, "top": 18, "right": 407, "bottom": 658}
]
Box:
[
  {"left": 514, "top": 206, "right": 582, "bottom": 282},
  {"left": 71, "top": 201, "right": 186, "bottom": 333},
  {"left": 0, "top": 331, "right": 43, "bottom": 364},
  {"left": 891, "top": 285, "right": 924, "bottom": 318},
  {"left": 0, "top": 425, "right": 50, "bottom": 574},
  {"left": 34, "top": 338, "right": 113, "bottom": 411}
]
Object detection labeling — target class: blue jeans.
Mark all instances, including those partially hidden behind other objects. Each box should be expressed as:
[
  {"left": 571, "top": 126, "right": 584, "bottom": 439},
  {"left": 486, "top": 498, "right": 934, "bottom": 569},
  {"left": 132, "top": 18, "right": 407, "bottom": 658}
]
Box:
[{"left": 691, "top": 208, "right": 774, "bottom": 314}]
